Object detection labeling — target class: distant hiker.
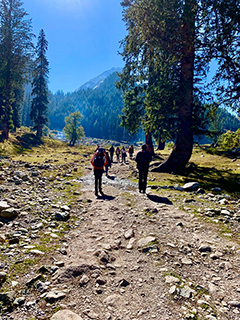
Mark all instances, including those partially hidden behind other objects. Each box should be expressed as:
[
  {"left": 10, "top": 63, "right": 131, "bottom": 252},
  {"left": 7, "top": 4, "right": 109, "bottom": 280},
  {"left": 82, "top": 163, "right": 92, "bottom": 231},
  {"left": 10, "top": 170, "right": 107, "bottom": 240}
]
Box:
[
  {"left": 135, "top": 144, "right": 152, "bottom": 193},
  {"left": 109, "top": 145, "right": 115, "bottom": 162},
  {"left": 116, "top": 147, "right": 120, "bottom": 162},
  {"left": 121, "top": 146, "right": 127, "bottom": 163},
  {"left": 91, "top": 147, "right": 108, "bottom": 197},
  {"left": 128, "top": 145, "right": 134, "bottom": 160},
  {"left": 105, "top": 151, "right": 111, "bottom": 176}
]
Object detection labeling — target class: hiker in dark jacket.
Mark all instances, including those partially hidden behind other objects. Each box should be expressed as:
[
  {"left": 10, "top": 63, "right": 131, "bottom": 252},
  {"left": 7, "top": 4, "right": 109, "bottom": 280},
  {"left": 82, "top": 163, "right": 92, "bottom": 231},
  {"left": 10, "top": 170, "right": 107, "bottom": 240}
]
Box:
[
  {"left": 115, "top": 147, "right": 120, "bottom": 162},
  {"left": 105, "top": 151, "right": 111, "bottom": 176},
  {"left": 91, "top": 148, "right": 108, "bottom": 196},
  {"left": 109, "top": 145, "right": 114, "bottom": 162},
  {"left": 128, "top": 145, "right": 134, "bottom": 159},
  {"left": 121, "top": 146, "right": 127, "bottom": 163},
  {"left": 135, "top": 144, "right": 152, "bottom": 193}
]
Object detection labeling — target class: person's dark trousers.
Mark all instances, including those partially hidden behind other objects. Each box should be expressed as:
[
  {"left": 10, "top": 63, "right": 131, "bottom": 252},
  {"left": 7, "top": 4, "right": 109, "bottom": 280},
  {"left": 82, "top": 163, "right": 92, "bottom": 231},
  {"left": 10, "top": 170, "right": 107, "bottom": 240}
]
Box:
[
  {"left": 110, "top": 153, "right": 114, "bottom": 162},
  {"left": 138, "top": 170, "right": 148, "bottom": 193},
  {"left": 94, "top": 169, "right": 103, "bottom": 195}
]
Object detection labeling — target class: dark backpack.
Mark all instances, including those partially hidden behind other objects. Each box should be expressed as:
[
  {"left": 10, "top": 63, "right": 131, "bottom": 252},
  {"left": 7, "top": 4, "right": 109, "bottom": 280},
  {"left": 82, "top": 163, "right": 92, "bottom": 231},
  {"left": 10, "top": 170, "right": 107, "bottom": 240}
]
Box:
[{"left": 93, "top": 152, "right": 104, "bottom": 167}]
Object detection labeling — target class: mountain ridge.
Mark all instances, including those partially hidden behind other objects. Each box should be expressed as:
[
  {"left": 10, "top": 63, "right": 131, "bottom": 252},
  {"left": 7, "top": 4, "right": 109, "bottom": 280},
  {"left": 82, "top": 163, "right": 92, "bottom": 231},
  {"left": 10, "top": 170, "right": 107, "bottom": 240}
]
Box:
[{"left": 76, "top": 67, "right": 122, "bottom": 91}]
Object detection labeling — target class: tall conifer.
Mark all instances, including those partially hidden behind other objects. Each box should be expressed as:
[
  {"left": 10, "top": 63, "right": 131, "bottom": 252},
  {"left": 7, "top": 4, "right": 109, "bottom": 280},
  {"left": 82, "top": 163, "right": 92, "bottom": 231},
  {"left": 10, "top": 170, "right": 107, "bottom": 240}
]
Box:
[
  {"left": 0, "top": 0, "right": 34, "bottom": 139},
  {"left": 118, "top": 0, "right": 240, "bottom": 173},
  {"left": 30, "top": 29, "right": 49, "bottom": 138}
]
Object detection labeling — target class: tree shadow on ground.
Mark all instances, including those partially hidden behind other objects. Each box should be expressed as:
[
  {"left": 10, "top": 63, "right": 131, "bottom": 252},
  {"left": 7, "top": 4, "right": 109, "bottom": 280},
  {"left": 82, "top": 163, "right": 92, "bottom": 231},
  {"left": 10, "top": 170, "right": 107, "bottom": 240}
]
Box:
[
  {"left": 201, "top": 146, "right": 240, "bottom": 160},
  {"left": 16, "top": 133, "right": 43, "bottom": 150},
  {"left": 181, "top": 163, "right": 240, "bottom": 198},
  {"left": 147, "top": 194, "right": 173, "bottom": 205}
]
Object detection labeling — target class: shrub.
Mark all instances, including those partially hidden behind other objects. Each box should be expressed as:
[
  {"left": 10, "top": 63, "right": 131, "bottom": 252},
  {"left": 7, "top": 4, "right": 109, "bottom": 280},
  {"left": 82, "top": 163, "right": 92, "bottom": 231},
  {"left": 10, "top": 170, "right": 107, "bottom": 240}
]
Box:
[{"left": 217, "top": 129, "right": 240, "bottom": 149}]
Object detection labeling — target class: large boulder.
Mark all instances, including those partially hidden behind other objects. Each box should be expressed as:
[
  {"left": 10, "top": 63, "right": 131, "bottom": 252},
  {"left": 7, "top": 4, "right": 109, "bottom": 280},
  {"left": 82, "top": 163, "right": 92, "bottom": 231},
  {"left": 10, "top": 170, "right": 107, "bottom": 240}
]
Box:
[
  {"left": 182, "top": 182, "right": 200, "bottom": 192},
  {"left": 0, "top": 207, "right": 19, "bottom": 219}
]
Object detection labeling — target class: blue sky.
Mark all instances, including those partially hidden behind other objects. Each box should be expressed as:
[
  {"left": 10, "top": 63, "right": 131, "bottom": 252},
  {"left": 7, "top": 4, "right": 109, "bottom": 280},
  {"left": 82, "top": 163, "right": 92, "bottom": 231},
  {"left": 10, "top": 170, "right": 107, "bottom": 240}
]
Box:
[{"left": 23, "top": 0, "right": 126, "bottom": 94}]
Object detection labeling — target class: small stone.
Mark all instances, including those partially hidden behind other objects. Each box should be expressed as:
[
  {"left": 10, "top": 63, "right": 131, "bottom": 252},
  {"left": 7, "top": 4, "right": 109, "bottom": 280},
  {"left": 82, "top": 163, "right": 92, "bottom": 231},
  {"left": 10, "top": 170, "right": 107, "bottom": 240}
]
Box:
[
  {"left": 0, "top": 201, "right": 10, "bottom": 211},
  {"left": 210, "top": 251, "right": 223, "bottom": 259},
  {"left": 103, "top": 294, "right": 120, "bottom": 306},
  {"left": 137, "top": 236, "right": 156, "bottom": 247},
  {"left": 124, "top": 228, "right": 134, "bottom": 239},
  {"left": 228, "top": 301, "right": 240, "bottom": 307},
  {"left": 181, "top": 258, "right": 193, "bottom": 265},
  {"left": 169, "top": 285, "right": 177, "bottom": 295},
  {"left": 83, "top": 310, "right": 99, "bottom": 319},
  {"left": 45, "top": 291, "right": 66, "bottom": 303},
  {"left": 179, "top": 285, "right": 194, "bottom": 298},
  {"left": 165, "top": 276, "right": 180, "bottom": 284},
  {"left": 198, "top": 299, "right": 210, "bottom": 306},
  {"left": 79, "top": 275, "right": 90, "bottom": 286},
  {"left": 126, "top": 238, "right": 136, "bottom": 249},
  {"left": 199, "top": 244, "right": 212, "bottom": 252},
  {"left": 13, "top": 296, "right": 26, "bottom": 306},
  {"left": 0, "top": 234, "right": 6, "bottom": 243},
  {"left": 119, "top": 279, "right": 130, "bottom": 287},
  {"left": 96, "top": 278, "right": 106, "bottom": 285},
  {"left": 55, "top": 211, "right": 70, "bottom": 221},
  {"left": 26, "top": 274, "right": 43, "bottom": 287},
  {"left": 11, "top": 281, "right": 19, "bottom": 287},
  {"left": 61, "top": 205, "right": 70, "bottom": 211},
  {"left": 55, "top": 261, "right": 65, "bottom": 267},
  {"left": 29, "top": 249, "right": 45, "bottom": 255},
  {"left": 219, "top": 199, "right": 228, "bottom": 205}
]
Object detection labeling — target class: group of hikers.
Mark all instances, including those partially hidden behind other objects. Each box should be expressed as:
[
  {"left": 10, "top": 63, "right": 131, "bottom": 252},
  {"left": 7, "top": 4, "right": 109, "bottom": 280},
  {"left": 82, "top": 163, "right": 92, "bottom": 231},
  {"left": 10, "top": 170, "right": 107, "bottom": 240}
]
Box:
[{"left": 91, "top": 144, "right": 152, "bottom": 197}]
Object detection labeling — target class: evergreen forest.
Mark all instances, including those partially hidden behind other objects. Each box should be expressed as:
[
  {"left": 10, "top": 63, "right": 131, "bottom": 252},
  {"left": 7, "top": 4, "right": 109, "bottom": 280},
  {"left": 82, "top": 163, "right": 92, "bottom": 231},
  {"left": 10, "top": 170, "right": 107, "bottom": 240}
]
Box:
[{"left": 21, "top": 70, "right": 240, "bottom": 144}]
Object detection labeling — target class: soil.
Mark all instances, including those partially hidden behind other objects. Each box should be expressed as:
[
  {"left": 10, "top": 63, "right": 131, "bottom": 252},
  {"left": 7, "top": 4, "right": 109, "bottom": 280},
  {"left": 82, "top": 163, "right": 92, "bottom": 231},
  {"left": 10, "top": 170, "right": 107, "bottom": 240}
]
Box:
[{"left": 2, "top": 157, "right": 240, "bottom": 320}]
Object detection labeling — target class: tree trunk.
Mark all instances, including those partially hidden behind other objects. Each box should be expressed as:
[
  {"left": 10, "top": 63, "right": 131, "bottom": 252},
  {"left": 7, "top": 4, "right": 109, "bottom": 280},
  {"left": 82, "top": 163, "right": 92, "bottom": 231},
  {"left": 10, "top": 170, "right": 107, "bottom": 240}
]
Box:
[
  {"left": 157, "top": 136, "right": 165, "bottom": 150},
  {"left": 2, "top": 122, "right": 9, "bottom": 140},
  {"left": 152, "top": 0, "right": 195, "bottom": 174},
  {"left": 36, "top": 125, "right": 42, "bottom": 138},
  {"left": 145, "top": 132, "right": 154, "bottom": 156}
]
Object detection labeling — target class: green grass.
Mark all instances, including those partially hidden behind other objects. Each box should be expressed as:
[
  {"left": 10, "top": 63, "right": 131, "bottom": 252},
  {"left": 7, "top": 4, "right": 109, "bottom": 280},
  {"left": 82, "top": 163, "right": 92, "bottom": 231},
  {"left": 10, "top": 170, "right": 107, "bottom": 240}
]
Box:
[
  {"left": 152, "top": 146, "right": 240, "bottom": 199},
  {"left": 9, "top": 258, "right": 37, "bottom": 276}
]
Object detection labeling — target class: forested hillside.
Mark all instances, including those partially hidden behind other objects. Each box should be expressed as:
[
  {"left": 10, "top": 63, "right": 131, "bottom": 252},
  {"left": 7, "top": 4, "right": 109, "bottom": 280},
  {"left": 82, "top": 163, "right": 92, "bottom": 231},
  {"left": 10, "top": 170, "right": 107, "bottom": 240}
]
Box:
[
  {"left": 47, "top": 72, "right": 135, "bottom": 142},
  {"left": 20, "top": 70, "right": 240, "bottom": 144}
]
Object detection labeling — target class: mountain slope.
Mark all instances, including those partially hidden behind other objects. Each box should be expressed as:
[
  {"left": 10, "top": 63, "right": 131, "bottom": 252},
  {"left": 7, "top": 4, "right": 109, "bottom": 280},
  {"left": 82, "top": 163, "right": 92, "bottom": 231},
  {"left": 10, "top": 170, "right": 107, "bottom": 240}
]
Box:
[{"left": 76, "top": 67, "right": 122, "bottom": 91}]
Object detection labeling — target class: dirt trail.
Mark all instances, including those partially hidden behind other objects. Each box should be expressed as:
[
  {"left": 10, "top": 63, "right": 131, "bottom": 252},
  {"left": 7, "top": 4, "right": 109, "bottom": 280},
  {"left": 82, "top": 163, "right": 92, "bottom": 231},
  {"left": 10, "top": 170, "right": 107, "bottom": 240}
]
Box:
[{"left": 50, "top": 160, "right": 240, "bottom": 320}]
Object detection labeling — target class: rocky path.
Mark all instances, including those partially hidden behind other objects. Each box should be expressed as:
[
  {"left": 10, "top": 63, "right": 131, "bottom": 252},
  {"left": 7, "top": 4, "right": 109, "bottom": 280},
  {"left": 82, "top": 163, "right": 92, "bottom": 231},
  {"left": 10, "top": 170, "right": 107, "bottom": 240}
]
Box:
[
  {"left": 49, "top": 162, "right": 240, "bottom": 320},
  {"left": 1, "top": 157, "right": 240, "bottom": 320}
]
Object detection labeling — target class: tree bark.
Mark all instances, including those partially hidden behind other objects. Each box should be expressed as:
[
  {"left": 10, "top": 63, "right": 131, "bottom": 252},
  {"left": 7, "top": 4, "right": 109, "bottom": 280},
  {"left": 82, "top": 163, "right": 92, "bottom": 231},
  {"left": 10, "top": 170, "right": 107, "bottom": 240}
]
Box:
[
  {"left": 157, "top": 136, "right": 165, "bottom": 150},
  {"left": 2, "top": 122, "right": 9, "bottom": 140},
  {"left": 145, "top": 132, "right": 154, "bottom": 156},
  {"left": 152, "top": 0, "right": 195, "bottom": 174}
]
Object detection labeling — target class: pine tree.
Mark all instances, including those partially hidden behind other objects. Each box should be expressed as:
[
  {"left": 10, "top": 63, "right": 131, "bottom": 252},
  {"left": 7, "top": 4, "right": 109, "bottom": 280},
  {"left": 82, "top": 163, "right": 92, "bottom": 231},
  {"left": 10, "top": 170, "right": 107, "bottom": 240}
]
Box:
[
  {"left": 30, "top": 29, "right": 49, "bottom": 138},
  {"left": 118, "top": 0, "right": 240, "bottom": 173},
  {"left": 0, "top": 0, "right": 34, "bottom": 139}
]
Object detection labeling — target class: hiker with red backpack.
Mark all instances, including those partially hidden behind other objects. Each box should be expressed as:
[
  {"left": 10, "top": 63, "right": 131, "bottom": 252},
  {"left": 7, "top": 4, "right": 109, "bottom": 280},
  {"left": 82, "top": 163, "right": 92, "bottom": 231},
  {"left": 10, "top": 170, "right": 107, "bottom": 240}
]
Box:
[{"left": 91, "top": 147, "right": 108, "bottom": 197}]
